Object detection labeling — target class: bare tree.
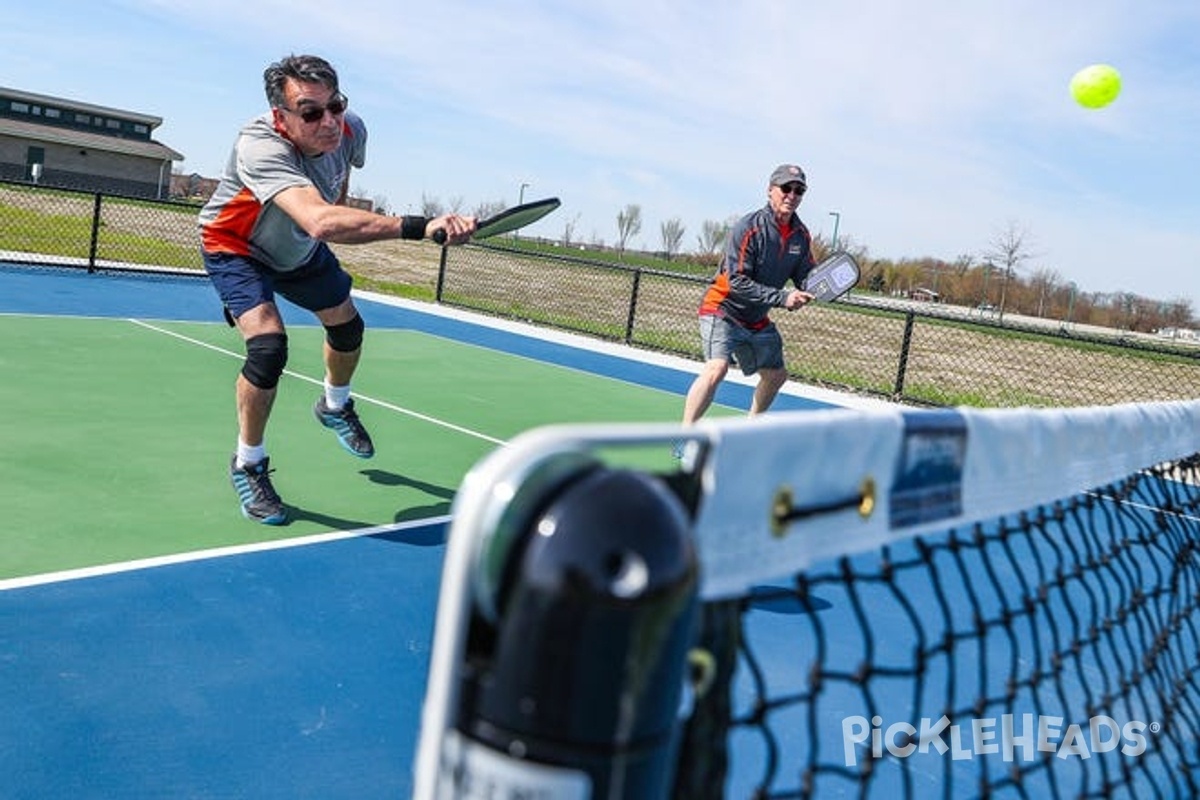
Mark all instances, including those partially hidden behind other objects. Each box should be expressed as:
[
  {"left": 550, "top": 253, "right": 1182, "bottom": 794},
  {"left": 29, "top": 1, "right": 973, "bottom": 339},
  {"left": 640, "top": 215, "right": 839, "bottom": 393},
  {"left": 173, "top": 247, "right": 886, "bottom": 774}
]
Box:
[
  {"left": 659, "top": 218, "right": 686, "bottom": 260},
  {"left": 696, "top": 218, "right": 732, "bottom": 256},
  {"left": 420, "top": 193, "right": 445, "bottom": 217},
  {"left": 616, "top": 204, "right": 642, "bottom": 255},
  {"left": 447, "top": 195, "right": 465, "bottom": 214},
  {"left": 952, "top": 253, "right": 975, "bottom": 277},
  {"left": 1027, "top": 266, "right": 1063, "bottom": 318},
  {"left": 474, "top": 199, "right": 507, "bottom": 219},
  {"left": 981, "top": 220, "right": 1037, "bottom": 319},
  {"left": 561, "top": 213, "right": 582, "bottom": 248},
  {"left": 1163, "top": 298, "right": 1196, "bottom": 329}
]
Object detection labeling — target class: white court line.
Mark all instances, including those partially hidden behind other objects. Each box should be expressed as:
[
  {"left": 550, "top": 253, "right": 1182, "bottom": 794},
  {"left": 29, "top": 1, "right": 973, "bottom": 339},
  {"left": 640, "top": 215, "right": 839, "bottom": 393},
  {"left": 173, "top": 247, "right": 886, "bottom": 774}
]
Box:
[
  {"left": 0, "top": 515, "right": 453, "bottom": 592},
  {"left": 129, "top": 318, "right": 505, "bottom": 445}
]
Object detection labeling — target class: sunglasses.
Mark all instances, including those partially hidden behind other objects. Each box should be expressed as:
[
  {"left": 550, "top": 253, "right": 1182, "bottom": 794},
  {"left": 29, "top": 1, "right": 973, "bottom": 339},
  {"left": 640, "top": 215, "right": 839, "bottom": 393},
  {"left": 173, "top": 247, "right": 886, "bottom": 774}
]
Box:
[
  {"left": 777, "top": 183, "right": 806, "bottom": 196},
  {"left": 281, "top": 93, "right": 348, "bottom": 124}
]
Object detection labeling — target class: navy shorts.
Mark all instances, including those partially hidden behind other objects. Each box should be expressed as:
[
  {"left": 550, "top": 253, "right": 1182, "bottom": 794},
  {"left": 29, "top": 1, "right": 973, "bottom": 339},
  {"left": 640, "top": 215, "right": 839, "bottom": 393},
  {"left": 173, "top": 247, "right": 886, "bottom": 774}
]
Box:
[
  {"left": 202, "top": 242, "right": 352, "bottom": 320},
  {"left": 699, "top": 313, "right": 785, "bottom": 376}
]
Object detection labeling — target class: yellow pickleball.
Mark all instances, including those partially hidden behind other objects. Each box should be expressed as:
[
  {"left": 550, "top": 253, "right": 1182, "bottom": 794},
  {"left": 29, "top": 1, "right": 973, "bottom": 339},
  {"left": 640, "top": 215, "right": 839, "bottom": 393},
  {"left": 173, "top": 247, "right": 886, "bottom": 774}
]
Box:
[{"left": 1070, "top": 64, "right": 1122, "bottom": 109}]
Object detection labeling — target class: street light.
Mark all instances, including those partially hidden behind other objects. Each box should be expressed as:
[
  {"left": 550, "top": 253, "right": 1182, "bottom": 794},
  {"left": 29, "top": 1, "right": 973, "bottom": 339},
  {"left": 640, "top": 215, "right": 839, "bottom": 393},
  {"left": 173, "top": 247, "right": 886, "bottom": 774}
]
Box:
[{"left": 828, "top": 211, "right": 841, "bottom": 251}]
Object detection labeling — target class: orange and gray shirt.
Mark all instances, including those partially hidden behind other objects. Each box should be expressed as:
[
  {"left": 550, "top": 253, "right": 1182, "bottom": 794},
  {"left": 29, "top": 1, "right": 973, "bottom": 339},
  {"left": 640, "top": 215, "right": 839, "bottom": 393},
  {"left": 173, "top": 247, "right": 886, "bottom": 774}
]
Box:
[
  {"left": 198, "top": 111, "right": 367, "bottom": 271},
  {"left": 699, "top": 205, "right": 816, "bottom": 329}
]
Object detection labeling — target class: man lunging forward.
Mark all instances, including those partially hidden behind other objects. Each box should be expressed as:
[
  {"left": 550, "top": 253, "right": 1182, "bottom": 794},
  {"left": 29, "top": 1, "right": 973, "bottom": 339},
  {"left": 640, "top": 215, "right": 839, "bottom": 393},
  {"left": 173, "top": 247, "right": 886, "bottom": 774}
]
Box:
[{"left": 199, "top": 54, "right": 475, "bottom": 524}]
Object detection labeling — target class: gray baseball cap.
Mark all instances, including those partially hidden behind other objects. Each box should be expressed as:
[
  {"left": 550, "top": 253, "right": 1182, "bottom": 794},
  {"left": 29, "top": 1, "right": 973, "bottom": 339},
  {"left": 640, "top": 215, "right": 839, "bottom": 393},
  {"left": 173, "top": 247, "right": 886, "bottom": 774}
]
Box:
[{"left": 769, "top": 164, "right": 807, "bottom": 188}]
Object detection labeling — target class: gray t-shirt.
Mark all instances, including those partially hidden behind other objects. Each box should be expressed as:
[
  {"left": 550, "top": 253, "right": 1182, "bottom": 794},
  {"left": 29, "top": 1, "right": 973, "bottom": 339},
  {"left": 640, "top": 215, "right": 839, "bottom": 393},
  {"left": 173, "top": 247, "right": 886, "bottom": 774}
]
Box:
[{"left": 199, "top": 111, "right": 367, "bottom": 271}]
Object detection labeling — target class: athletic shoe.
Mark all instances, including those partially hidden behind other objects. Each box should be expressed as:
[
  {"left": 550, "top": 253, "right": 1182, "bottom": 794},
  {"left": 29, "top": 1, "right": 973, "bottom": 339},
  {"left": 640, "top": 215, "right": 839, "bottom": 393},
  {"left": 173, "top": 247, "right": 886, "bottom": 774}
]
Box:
[
  {"left": 314, "top": 396, "right": 375, "bottom": 458},
  {"left": 229, "top": 456, "right": 287, "bottom": 525}
]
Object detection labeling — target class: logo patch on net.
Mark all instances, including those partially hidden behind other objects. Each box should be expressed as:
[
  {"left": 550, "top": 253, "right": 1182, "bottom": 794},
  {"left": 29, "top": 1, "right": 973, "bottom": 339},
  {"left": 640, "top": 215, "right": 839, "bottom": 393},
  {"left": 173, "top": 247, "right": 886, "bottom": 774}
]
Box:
[{"left": 889, "top": 411, "right": 966, "bottom": 528}]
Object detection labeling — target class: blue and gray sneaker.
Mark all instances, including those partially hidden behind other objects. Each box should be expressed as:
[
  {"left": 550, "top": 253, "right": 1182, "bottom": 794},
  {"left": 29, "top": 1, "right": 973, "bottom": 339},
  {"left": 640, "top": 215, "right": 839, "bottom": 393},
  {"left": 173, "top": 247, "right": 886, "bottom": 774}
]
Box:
[
  {"left": 314, "top": 396, "right": 375, "bottom": 458},
  {"left": 229, "top": 456, "right": 287, "bottom": 525}
]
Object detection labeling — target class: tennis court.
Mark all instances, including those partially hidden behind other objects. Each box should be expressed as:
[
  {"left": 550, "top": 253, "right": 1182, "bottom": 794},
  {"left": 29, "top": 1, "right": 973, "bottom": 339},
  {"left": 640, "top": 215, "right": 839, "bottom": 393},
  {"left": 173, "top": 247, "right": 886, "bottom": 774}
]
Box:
[
  {"left": 5, "top": 263, "right": 1199, "bottom": 799},
  {"left": 0, "top": 262, "right": 861, "bottom": 798}
]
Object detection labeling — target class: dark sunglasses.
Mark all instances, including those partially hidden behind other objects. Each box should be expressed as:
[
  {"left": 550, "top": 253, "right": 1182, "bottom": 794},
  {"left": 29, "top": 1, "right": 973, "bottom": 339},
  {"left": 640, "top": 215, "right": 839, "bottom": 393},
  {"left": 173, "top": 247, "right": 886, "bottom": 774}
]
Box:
[
  {"left": 777, "top": 183, "right": 806, "bottom": 196},
  {"left": 282, "top": 93, "right": 348, "bottom": 123}
]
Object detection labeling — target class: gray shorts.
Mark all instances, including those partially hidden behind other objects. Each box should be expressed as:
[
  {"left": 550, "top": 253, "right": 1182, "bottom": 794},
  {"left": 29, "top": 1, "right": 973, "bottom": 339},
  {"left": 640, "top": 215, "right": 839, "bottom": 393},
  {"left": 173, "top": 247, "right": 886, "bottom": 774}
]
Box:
[{"left": 699, "top": 314, "right": 785, "bottom": 376}]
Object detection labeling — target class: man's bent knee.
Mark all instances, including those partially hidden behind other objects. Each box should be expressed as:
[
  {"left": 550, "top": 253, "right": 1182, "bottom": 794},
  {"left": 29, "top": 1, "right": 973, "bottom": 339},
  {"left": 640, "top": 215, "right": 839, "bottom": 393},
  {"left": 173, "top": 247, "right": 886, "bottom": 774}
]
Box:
[
  {"left": 324, "top": 314, "right": 364, "bottom": 353},
  {"left": 701, "top": 359, "right": 730, "bottom": 383},
  {"left": 759, "top": 367, "right": 787, "bottom": 390},
  {"left": 242, "top": 333, "right": 289, "bottom": 389}
]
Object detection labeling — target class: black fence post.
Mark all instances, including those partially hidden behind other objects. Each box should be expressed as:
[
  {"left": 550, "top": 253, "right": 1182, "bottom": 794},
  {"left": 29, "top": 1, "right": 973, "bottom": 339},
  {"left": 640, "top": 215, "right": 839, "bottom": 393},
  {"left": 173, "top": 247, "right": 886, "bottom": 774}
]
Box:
[
  {"left": 625, "top": 269, "right": 642, "bottom": 345},
  {"left": 435, "top": 244, "right": 449, "bottom": 302},
  {"left": 893, "top": 311, "right": 916, "bottom": 400},
  {"left": 87, "top": 193, "right": 102, "bottom": 273}
]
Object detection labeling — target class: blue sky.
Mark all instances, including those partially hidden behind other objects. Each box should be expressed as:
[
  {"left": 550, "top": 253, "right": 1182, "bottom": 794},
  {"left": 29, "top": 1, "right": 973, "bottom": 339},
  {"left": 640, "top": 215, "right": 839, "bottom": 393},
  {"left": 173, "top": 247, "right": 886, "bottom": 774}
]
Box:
[{"left": 5, "top": 0, "right": 1199, "bottom": 310}]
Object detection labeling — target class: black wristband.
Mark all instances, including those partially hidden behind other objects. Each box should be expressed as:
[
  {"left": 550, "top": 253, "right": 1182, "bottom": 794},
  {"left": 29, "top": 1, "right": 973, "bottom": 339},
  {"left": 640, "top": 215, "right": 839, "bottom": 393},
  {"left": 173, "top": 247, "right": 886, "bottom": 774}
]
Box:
[{"left": 399, "top": 215, "right": 427, "bottom": 240}]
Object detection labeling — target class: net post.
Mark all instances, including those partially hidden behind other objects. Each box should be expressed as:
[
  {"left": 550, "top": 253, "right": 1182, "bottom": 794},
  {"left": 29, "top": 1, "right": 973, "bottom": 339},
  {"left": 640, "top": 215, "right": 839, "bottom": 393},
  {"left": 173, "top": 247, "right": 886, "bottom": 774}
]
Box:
[
  {"left": 429, "top": 464, "right": 700, "bottom": 798},
  {"left": 670, "top": 599, "right": 740, "bottom": 800}
]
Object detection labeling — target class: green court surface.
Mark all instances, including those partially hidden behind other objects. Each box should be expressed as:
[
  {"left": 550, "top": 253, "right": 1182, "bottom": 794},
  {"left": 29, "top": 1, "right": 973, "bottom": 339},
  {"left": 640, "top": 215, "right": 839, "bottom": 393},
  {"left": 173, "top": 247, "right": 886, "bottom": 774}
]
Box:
[{"left": 1, "top": 315, "right": 717, "bottom": 581}]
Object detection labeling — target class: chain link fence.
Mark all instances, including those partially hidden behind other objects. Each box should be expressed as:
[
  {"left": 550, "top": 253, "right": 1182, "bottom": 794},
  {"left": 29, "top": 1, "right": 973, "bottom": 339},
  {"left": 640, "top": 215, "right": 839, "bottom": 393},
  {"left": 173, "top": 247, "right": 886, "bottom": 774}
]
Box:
[
  {"left": 436, "top": 242, "right": 1200, "bottom": 408},
  {"left": 0, "top": 180, "right": 202, "bottom": 273},
  {"left": 3, "top": 177, "right": 1197, "bottom": 408}
]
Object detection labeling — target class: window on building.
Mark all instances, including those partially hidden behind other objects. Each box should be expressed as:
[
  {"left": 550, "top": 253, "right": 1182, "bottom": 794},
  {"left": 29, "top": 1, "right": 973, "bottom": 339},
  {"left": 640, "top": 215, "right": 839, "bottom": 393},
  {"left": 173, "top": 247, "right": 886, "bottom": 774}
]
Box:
[
  {"left": 75, "top": 113, "right": 90, "bottom": 124},
  {"left": 44, "top": 108, "right": 61, "bottom": 119},
  {"left": 12, "top": 102, "right": 30, "bottom": 113}
]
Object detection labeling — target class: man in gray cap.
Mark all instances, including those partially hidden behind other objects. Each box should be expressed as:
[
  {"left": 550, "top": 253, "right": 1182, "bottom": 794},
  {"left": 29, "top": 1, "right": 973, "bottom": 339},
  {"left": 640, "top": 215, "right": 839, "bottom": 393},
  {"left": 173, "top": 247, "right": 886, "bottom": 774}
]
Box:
[{"left": 680, "top": 163, "right": 817, "bottom": 431}]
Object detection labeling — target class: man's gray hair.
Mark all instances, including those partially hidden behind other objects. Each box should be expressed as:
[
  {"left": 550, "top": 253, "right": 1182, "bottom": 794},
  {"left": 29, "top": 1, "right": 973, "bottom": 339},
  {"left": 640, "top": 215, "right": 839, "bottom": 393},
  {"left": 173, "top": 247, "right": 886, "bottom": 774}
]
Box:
[{"left": 263, "top": 54, "right": 340, "bottom": 108}]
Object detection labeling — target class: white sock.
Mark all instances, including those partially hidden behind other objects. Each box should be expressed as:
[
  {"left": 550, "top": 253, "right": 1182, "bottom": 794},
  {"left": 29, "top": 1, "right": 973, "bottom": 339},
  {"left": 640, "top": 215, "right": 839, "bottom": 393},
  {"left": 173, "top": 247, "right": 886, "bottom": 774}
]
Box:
[
  {"left": 324, "top": 382, "right": 352, "bottom": 410},
  {"left": 236, "top": 440, "right": 266, "bottom": 469}
]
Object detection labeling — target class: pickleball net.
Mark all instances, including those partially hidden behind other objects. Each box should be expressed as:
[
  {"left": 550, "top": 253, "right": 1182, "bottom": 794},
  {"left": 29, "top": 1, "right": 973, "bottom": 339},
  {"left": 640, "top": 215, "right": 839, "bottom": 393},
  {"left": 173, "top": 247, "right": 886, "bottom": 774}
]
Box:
[
  {"left": 415, "top": 400, "right": 1200, "bottom": 799},
  {"left": 679, "top": 450, "right": 1200, "bottom": 799}
]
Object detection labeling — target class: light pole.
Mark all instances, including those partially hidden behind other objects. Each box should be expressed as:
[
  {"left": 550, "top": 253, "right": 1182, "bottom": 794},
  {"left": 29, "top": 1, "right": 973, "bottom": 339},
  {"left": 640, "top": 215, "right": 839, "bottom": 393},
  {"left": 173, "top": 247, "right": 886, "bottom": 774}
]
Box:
[
  {"left": 828, "top": 211, "right": 841, "bottom": 251},
  {"left": 515, "top": 182, "right": 530, "bottom": 240}
]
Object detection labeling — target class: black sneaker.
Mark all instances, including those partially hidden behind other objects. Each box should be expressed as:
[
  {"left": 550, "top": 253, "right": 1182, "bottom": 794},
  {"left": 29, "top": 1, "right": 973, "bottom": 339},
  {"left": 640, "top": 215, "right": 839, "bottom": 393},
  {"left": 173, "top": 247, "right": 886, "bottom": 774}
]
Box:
[
  {"left": 229, "top": 456, "right": 287, "bottom": 525},
  {"left": 314, "top": 396, "right": 375, "bottom": 458}
]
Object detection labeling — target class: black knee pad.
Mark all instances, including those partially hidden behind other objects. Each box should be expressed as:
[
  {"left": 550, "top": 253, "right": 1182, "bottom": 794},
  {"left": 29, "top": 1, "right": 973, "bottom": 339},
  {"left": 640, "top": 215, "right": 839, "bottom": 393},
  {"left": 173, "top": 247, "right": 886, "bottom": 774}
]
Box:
[
  {"left": 242, "top": 333, "right": 288, "bottom": 389},
  {"left": 324, "top": 314, "right": 364, "bottom": 353}
]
